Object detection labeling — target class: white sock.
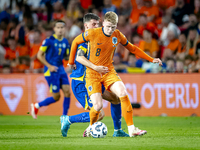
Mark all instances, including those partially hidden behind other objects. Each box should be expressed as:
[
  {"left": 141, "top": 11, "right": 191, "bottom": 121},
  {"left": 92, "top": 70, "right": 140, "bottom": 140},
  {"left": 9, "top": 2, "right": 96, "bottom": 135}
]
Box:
[
  {"left": 114, "top": 128, "right": 122, "bottom": 131},
  {"left": 128, "top": 125, "right": 135, "bottom": 133},
  {"left": 35, "top": 103, "right": 40, "bottom": 109}
]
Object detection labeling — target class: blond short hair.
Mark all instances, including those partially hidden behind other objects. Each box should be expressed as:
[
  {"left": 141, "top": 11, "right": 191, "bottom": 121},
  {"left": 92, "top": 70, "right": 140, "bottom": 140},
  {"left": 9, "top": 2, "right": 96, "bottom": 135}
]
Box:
[{"left": 104, "top": 11, "right": 118, "bottom": 24}]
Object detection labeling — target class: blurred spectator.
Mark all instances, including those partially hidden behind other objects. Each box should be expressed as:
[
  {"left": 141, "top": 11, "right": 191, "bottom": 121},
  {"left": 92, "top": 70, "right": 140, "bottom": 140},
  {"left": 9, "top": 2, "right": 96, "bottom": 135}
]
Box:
[
  {"left": 4, "top": 37, "right": 17, "bottom": 61},
  {"left": 176, "top": 59, "right": 184, "bottom": 73},
  {"left": 2, "top": 64, "right": 11, "bottom": 74},
  {"left": 183, "top": 14, "right": 198, "bottom": 36},
  {"left": 17, "top": 56, "right": 30, "bottom": 73},
  {"left": 160, "top": 15, "right": 180, "bottom": 46},
  {"left": 132, "top": 34, "right": 141, "bottom": 47},
  {"left": 30, "top": 29, "right": 44, "bottom": 73},
  {"left": 166, "top": 57, "right": 175, "bottom": 73},
  {"left": 186, "top": 29, "right": 199, "bottom": 56},
  {"left": 66, "top": 0, "right": 81, "bottom": 22},
  {"left": 16, "top": 39, "right": 30, "bottom": 57},
  {"left": 128, "top": 53, "right": 137, "bottom": 67},
  {"left": 184, "top": 55, "right": 196, "bottom": 73},
  {"left": 139, "top": 29, "right": 159, "bottom": 57},
  {"left": 118, "top": 0, "right": 132, "bottom": 19},
  {"left": 52, "top": 1, "right": 65, "bottom": 20},
  {"left": 172, "top": 0, "right": 193, "bottom": 27},
  {"left": 0, "top": 44, "right": 6, "bottom": 66},
  {"left": 163, "top": 30, "right": 181, "bottom": 58},
  {"left": 112, "top": 0, "right": 122, "bottom": 8},
  {"left": 156, "top": 0, "right": 175, "bottom": 10},
  {"left": 140, "top": 0, "right": 159, "bottom": 23},
  {"left": 113, "top": 53, "right": 127, "bottom": 72},
  {"left": 129, "top": 0, "right": 144, "bottom": 27},
  {"left": 0, "top": 6, "right": 10, "bottom": 23},
  {"left": 194, "top": 0, "right": 200, "bottom": 15},
  {"left": 116, "top": 15, "right": 132, "bottom": 62},
  {"left": 80, "top": 0, "right": 92, "bottom": 9},
  {"left": 0, "top": 19, "right": 9, "bottom": 45},
  {"left": 102, "top": 0, "right": 118, "bottom": 15},
  {"left": 65, "top": 18, "right": 82, "bottom": 44},
  {"left": 132, "top": 14, "right": 157, "bottom": 38},
  {"left": 177, "top": 33, "right": 187, "bottom": 60}
]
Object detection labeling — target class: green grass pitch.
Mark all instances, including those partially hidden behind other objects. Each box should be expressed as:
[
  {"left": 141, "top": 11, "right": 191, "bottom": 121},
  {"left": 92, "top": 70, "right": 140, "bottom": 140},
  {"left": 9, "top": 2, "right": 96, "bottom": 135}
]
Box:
[{"left": 0, "top": 116, "right": 200, "bottom": 150}]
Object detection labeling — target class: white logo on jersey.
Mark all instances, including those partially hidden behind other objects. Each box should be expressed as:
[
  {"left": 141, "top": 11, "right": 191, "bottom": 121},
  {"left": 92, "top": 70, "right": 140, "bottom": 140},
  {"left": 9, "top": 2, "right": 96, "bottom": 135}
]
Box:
[
  {"left": 1, "top": 86, "right": 23, "bottom": 112},
  {"left": 88, "top": 86, "right": 92, "bottom": 92},
  {"left": 63, "top": 43, "right": 66, "bottom": 48},
  {"left": 52, "top": 85, "right": 57, "bottom": 90},
  {"left": 59, "top": 44, "right": 62, "bottom": 47},
  {"left": 112, "top": 37, "right": 117, "bottom": 44},
  {"left": 55, "top": 43, "right": 57, "bottom": 47}
]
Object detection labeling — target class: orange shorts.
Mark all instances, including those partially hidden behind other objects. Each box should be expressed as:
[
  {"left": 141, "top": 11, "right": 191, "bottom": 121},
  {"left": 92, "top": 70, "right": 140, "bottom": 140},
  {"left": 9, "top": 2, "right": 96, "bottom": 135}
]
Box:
[{"left": 85, "top": 68, "right": 122, "bottom": 96}]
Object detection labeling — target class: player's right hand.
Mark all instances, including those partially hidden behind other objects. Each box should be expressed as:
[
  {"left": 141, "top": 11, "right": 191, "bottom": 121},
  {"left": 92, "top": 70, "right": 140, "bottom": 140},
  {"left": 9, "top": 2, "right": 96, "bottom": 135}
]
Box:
[
  {"left": 94, "top": 66, "right": 109, "bottom": 74},
  {"left": 68, "top": 64, "right": 76, "bottom": 70},
  {"left": 49, "top": 65, "right": 58, "bottom": 72}
]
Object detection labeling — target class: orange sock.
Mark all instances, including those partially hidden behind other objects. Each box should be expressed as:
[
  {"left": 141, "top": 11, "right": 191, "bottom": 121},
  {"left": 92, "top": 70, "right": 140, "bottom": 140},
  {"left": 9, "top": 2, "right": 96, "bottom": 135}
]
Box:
[
  {"left": 89, "top": 107, "right": 100, "bottom": 125},
  {"left": 119, "top": 95, "right": 134, "bottom": 126}
]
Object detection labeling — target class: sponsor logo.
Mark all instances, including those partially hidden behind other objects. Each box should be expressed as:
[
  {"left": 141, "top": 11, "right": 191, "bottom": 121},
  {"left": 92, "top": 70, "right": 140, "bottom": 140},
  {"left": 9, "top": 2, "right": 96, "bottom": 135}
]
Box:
[
  {"left": 52, "top": 85, "right": 57, "bottom": 90},
  {"left": 1, "top": 86, "right": 23, "bottom": 112},
  {"left": 112, "top": 37, "right": 117, "bottom": 44},
  {"left": 63, "top": 43, "right": 66, "bottom": 48},
  {"left": 88, "top": 86, "right": 92, "bottom": 92}
]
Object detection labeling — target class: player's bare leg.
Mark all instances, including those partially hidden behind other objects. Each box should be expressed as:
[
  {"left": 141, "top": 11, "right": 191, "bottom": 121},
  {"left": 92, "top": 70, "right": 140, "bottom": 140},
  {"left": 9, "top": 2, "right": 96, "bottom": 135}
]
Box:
[
  {"left": 83, "top": 109, "right": 105, "bottom": 137},
  {"left": 110, "top": 81, "right": 147, "bottom": 137},
  {"left": 31, "top": 92, "right": 60, "bottom": 119},
  {"left": 102, "top": 90, "right": 129, "bottom": 137}
]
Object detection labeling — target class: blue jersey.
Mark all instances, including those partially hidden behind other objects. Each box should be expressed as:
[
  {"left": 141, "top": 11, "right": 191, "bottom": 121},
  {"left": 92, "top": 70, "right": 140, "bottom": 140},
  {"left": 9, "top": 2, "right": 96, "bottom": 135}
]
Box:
[
  {"left": 70, "top": 43, "right": 88, "bottom": 81},
  {"left": 39, "top": 34, "right": 70, "bottom": 75}
]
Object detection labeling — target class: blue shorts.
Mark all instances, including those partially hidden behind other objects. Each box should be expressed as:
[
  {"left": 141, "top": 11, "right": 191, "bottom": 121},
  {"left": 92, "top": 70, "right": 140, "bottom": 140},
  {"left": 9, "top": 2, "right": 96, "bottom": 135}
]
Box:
[
  {"left": 45, "top": 73, "right": 69, "bottom": 93},
  {"left": 71, "top": 79, "right": 105, "bottom": 109}
]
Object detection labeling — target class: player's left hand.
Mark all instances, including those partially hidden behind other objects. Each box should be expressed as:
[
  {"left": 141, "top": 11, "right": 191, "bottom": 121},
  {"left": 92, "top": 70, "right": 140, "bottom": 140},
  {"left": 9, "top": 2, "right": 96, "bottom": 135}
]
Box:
[{"left": 153, "top": 58, "right": 163, "bottom": 66}]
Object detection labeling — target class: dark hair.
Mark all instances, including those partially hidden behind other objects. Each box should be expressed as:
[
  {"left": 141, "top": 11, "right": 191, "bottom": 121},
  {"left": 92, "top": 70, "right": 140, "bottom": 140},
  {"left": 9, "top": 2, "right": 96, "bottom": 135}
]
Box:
[
  {"left": 54, "top": 20, "right": 66, "bottom": 27},
  {"left": 34, "top": 29, "right": 42, "bottom": 35},
  {"left": 83, "top": 13, "right": 100, "bottom": 23},
  {"left": 139, "top": 13, "right": 147, "bottom": 18}
]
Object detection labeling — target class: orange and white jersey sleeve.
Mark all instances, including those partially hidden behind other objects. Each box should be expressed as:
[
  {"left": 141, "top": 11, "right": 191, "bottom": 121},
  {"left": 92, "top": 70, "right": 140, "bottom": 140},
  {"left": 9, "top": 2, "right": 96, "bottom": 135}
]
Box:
[{"left": 118, "top": 30, "right": 154, "bottom": 62}]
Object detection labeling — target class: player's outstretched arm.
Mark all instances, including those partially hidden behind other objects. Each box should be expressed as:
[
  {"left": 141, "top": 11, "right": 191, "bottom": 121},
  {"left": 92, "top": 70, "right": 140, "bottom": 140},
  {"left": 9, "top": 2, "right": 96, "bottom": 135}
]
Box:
[
  {"left": 69, "top": 34, "right": 86, "bottom": 65},
  {"left": 76, "top": 49, "right": 109, "bottom": 74},
  {"left": 37, "top": 50, "right": 58, "bottom": 72}
]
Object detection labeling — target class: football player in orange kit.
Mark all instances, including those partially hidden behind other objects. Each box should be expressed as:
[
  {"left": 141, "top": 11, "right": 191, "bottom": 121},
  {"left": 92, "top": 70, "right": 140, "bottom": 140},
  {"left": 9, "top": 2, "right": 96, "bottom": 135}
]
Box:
[{"left": 68, "top": 11, "right": 162, "bottom": 137}]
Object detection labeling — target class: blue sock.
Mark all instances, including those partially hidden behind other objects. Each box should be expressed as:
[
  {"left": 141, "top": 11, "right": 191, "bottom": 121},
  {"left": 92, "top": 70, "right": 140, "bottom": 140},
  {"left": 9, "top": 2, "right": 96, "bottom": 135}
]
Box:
[
  {"left": 38, "top": 97, "right": 56, "bottom": 107},
  {"left": 63, "top": 97, "right": 70, "bottom": 115},
  {"left": 69, "top": 112, "right": 90, "bottom": 124},
  {"left": 111, "top": 103, "right": 122, "bottom": 130}
]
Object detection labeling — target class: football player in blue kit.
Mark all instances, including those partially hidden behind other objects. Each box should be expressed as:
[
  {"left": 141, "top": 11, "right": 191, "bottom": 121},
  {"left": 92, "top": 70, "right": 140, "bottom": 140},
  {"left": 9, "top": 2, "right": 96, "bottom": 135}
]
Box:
[
  {"left": 60, "top": 13, "right": 129, "bottom": 137},
  {"left": 31, "top": 20, "right": 71, "bottom": 119}
]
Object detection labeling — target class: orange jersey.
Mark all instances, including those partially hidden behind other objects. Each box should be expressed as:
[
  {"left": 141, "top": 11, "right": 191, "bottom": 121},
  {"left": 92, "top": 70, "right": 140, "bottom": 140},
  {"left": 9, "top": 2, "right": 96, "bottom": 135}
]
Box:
[
  {"left": 30, "top": 44, "right": 43, "bottom": 69},
  {"left": 69, "top": 27, "right": 154, "bottom": 68},
  {"left": 5, "top": 48, "right": 16, "bottom": 60}
]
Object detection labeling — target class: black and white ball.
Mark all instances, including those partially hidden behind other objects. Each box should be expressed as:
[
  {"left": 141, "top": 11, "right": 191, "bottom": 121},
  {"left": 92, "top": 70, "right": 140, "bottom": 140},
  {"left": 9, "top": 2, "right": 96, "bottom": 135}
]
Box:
[{"left": 90, "top": 122, "right": 108, "bottom": 138}]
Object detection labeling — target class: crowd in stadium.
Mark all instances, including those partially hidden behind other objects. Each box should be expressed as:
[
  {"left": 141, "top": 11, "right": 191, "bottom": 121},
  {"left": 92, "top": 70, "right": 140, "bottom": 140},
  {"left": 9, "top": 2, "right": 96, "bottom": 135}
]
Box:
[{"left": 0, "top": 0, "right": 200, "bottom": 74}]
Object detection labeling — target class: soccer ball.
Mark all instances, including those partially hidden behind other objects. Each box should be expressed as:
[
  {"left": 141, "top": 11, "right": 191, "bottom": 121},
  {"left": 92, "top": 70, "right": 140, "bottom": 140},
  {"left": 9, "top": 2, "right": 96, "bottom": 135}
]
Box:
[{"left": 90, "top": 122, "right": 108, "bottom": 138}]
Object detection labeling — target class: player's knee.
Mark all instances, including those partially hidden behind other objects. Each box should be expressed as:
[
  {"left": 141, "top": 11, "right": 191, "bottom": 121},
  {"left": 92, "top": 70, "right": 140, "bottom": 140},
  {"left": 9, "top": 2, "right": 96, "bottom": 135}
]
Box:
[
  {"left": 118, "top": 89, "right": 127, "bottom": 97},
  {"left": 93, "top": 103, "right": 103, "bottom": 112},
  {"left": 63, "top": 90, "right": 70, "bottom": 97},
  {"left": 53, "top": 94, "right": 60, "bottom": 101}
]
